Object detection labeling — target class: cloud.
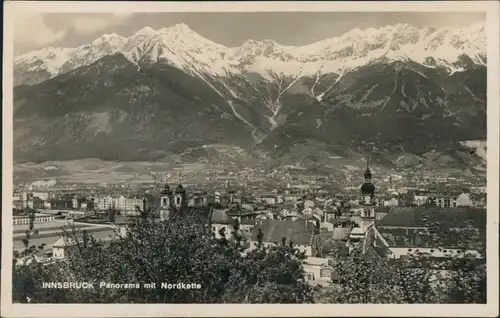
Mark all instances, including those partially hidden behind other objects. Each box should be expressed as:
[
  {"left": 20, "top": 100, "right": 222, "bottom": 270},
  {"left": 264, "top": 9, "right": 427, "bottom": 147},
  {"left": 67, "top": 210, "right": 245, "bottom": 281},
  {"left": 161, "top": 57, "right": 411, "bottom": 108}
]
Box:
[
  {"left": 72, "top": 13, "right": 134, "bottom": 35},
  {"left": 14, "top": 13, "right": 135, "bottom": 49},
  {"left": 72, "top": 17, "right": 111, "bottom": 35},
  {"left": 14, "top": 14, "right": 67, "bottom": 46}
]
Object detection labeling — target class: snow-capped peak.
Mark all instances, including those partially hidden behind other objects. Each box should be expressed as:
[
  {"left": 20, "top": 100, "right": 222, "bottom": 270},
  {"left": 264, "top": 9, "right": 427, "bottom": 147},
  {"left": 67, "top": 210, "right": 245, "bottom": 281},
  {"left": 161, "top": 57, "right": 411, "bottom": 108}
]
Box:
[
  {"left": 15, "top": 21, "right": 486, "bottom": 84},
  {"left": 231, "top": 38, "right": 290, "bottom": 59},
  {"left": 91, "top": 33, "right": 126, "bottom": 46},
  {"left": 134, "top": 26, "right": 156, "bottom": 36}
]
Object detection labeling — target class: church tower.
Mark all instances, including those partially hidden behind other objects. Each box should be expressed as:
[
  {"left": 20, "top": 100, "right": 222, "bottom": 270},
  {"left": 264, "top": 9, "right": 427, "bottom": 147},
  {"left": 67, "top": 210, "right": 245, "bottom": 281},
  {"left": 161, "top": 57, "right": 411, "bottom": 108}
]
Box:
[
  {"left": 160, "top": 183, "right": 173, "bottom": 221},
  {"left": 359, "top": 158, "right": 376, "bottom": 233},
  {"left": 173, "top": 184, "right": 188, "bottom": 212}
]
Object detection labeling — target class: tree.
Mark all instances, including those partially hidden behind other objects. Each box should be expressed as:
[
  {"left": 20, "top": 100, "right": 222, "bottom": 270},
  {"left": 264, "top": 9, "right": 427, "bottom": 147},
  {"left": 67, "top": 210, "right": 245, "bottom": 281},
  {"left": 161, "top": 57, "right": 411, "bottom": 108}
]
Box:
[
  {"left": 12, "top": 213, "right": 313, "bottom": 303},
  {"left": 221, "top": 237, "right": 314, "bottom": 303},
  {"left": 322, "top": 212, "right": 486, "bottom": 304}
]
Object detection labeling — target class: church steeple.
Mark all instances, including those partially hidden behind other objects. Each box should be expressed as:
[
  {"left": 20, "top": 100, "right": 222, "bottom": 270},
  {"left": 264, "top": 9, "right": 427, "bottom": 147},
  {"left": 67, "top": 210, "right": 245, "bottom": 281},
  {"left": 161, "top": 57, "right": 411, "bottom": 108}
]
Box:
[
  {"left": 360, "top": 158, "right": 375, "bottom": 197},
  {"left": 160, "top": 183, "right": 174, "bottom": 221},
  {"left": 358, "top": 157, "right": 376, "bottom": 235},
  {"left": 173, "top": 183, "right": 188, "bottom": 211},
  {"left": 364, "top": 158, "right": 372, "bottom": 181}
]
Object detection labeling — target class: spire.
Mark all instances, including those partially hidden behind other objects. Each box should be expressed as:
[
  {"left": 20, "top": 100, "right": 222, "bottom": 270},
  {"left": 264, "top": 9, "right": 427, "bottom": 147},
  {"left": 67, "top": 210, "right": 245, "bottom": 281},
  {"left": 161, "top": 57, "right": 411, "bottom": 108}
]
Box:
[
  {"left": 364, "top": 157, "right": 372, "bottom": 181},
  {"left": 161, "top": 183, "right": 172, "bottom": 195},
  {"left": 361, "top": 157, "right": 375, "bottom": 196}
]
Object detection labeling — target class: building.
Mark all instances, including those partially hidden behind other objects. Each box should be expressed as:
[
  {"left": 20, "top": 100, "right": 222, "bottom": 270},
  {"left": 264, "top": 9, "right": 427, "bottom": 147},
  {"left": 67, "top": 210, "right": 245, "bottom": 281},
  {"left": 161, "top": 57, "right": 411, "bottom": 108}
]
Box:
[
  {"left": 13, "top": 213, "right": 55, "bottom": 225},
  {"left": 249, "top": 218, "right": 318, "bottom": 256},
  {"left": 32, "top": 191, "right": 51, "bottom": 201},
  {"left": 158, "top": 183, "right": 190, "bottom": 219},
  {"left": 259, "top": 194, "right": 279, "bottom": 205},
  {"left": 27, "top": 197, "right": 45, "bottom": 210},
  {"left": 435, "top": 195, "right": 457, "bottom": 208},
  {"left": 383, "top": 197, "right": 399, "bottom": 207},
  {"left": 413, "top": 191, "right": 428, "bottom": 206},
  {"left": 52, "top": 229, "right": 119, "bottom": 259},
  {"left": 49, "top": 199, "right": 74, "bottom": 210},
  {"left": 349, "top": 159, "right": 376, "bottom": 242},
  {"left": 332, "top": 227, "right": 351, "bottom": 241},
  {"left": 52, "top": 237, "right": 79, "bottom": 259},
  {"left": 13, "top": 200, "right": 24, "bottom": 211},
  {"left": 95, "top": 194, "right": 147, "bottom": 214},
  {"left": 366, "top": 207, "right": 486, "bottom": 259},
  {"left": 209, "top": 209, "right": 235, "bottom": 238},
  {"left": 302, "top": 257, "right": 336, "bottom": 286}
]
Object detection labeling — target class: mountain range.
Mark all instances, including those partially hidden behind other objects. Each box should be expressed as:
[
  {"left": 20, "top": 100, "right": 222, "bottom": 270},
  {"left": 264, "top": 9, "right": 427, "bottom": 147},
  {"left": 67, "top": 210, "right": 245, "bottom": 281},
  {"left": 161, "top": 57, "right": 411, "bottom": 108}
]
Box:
[{"left": 13, "top": 22, "right": 487, "bottom": 173}]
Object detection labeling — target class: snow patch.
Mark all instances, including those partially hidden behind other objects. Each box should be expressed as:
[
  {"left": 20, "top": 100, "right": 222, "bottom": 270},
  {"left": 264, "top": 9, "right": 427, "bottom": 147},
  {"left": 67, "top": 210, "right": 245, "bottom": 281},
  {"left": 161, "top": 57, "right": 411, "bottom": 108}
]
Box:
[{"left": 15, "top": 22, "right": 486, "bottom": 83}]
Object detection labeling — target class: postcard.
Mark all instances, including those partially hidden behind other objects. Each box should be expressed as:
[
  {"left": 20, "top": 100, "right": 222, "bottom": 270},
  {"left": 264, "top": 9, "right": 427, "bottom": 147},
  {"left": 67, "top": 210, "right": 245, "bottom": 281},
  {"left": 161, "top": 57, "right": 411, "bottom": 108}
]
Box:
[{"left": 2, "top": 1, "right": 499, "bottom": 317}]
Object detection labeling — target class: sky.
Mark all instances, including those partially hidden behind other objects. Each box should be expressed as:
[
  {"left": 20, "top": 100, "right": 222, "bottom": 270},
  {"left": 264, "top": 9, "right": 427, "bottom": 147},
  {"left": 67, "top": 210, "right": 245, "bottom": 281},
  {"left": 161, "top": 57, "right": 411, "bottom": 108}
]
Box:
[{"left": 14, "top": 12, "right": 486, "bottom": 55}]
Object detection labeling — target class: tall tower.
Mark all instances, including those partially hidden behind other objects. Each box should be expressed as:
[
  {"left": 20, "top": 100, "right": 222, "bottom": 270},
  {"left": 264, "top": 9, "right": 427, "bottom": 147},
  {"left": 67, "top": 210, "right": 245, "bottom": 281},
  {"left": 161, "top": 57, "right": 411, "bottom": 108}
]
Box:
[
  {"left": 359, "top": 158, "right": 376, "bottom": 233},
  {"left": 173, "top": 184, "right": 188, "bottom": 212},
  {"left": 160, "top": 183, "right": 173, "bottom": 220}
]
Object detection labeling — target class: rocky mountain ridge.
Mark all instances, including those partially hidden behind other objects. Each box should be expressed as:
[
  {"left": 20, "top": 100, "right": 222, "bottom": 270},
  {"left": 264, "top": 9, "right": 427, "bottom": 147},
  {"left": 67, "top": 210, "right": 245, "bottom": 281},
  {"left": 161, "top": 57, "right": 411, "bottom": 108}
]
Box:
[{"left": 13, "top": 23, "right": 487, "bottom": 172}]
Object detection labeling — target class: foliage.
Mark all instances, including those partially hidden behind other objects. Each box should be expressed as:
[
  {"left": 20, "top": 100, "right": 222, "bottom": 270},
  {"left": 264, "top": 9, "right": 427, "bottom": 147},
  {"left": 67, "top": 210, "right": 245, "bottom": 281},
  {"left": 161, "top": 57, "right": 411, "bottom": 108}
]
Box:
[
  {"left": 322, "top": 214, "right": 487, "bottom": 304},
  {"left": 12, "top": 212, "right": 313, "bottom": 303}
]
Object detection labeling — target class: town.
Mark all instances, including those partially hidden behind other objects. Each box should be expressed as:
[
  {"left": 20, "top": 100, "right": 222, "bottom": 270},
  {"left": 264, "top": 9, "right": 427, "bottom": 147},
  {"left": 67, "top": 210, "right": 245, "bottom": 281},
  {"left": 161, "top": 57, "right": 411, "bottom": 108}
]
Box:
[{"left": 12, "top": 160, "right": 487, "bottom": 288}]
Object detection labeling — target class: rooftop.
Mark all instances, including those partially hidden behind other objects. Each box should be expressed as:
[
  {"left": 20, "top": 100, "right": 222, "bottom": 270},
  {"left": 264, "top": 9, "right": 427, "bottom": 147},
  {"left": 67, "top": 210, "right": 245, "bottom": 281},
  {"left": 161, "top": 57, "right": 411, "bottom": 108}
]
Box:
[
  {"left": 377, "top": 226, "right": 485, "bottom": 250},
  {"left": 209, "top": 209, "right": 232, "bottom": 225},
  {"left": 251, "top": 219, "right": 315, "bottom": 246},
  {"left": 376, "top": 207, "right": 486, "bottom": 229},
  {"left": 332, "top": 227, "right": 351, "bottom": 240}
]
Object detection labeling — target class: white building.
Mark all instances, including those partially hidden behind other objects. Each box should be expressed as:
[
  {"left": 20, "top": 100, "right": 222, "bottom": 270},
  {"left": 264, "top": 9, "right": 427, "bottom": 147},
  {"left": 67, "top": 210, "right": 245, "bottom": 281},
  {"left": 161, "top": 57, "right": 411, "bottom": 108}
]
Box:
[
  {"left": 52, "top": 237, "right": 78, "bottom": 259},
  {"left": 303, "top": 257, "right": 335, "bottom": 285},
  {"left": 13, "top": 213, "right": 55, "bottom": 225}
]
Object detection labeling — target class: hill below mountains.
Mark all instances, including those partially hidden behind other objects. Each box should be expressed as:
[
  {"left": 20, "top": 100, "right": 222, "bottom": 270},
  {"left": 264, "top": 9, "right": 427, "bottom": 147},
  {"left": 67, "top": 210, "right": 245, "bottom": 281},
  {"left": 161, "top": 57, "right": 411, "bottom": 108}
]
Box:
[{"left": 13, "top": 23, "right": 487, "bottom": 173}]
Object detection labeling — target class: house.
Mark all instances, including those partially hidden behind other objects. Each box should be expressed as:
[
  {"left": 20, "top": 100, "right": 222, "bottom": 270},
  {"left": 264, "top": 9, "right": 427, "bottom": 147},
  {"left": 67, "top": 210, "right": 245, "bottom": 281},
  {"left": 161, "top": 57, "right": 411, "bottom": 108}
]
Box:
[
  {"left": 120, "top": 195, "right": 144, "bottom": 214},
  {"left": 302, "top": 257, "right": 336, "bottom": 286},
  {"left": 13, "top": 200, "right": 24, "bottom": 211},
  {"left": 413, "top": 191, "right": 428, "bottom": 206},
  {"left": 52, "top": 237, "right": 80, "bottom": 259},
  {"left": 188, "top": 196, "right": 204, "bottom": 207},
  {"left": 209, "top": 209, "right": 234, "bottom": 238},
  {"left": 28, "top": 197, "right": 45, "bottom": 210},
  {"left": 349, "top": 227, "right": 365, "bottom": 241},
  {"left": 52, "top": 229, "right": 120, "bottom": 259},
  {"left": 366, "top": 207, "right": 486, "bottom": 260},
  {"left": 384, "top": 197, "right": 399, "bottom": 207},
  {"left": 80, "top": 201, "right": 88, "bottom": 210},
  {"left": 226, "top": 208, "right": 258, "bottom": 228},
  {"left": 435, "top": 195, "right": 457, "bottom": 208},
  {"left": 283, "top": 193, "right": 302, "bottom": 202},
  {"left": 50, "top": 199, "right": 74, "bottom": 210},
  {"left": 249, "top": 219, "right": 318, "bottom": 256},
  {"left": 259, "top": 194, "right": 279, "bottom": 205},
  {"left": 96, "top": 195, "right": 114, "bottom": 211}
]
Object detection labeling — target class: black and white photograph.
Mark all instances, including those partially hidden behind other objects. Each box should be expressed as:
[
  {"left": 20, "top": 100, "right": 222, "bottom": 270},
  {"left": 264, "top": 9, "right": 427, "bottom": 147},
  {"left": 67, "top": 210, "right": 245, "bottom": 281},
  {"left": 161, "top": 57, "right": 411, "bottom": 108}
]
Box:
[{"left": 2, "top": 1, "right": 499, "bottom": 317}]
